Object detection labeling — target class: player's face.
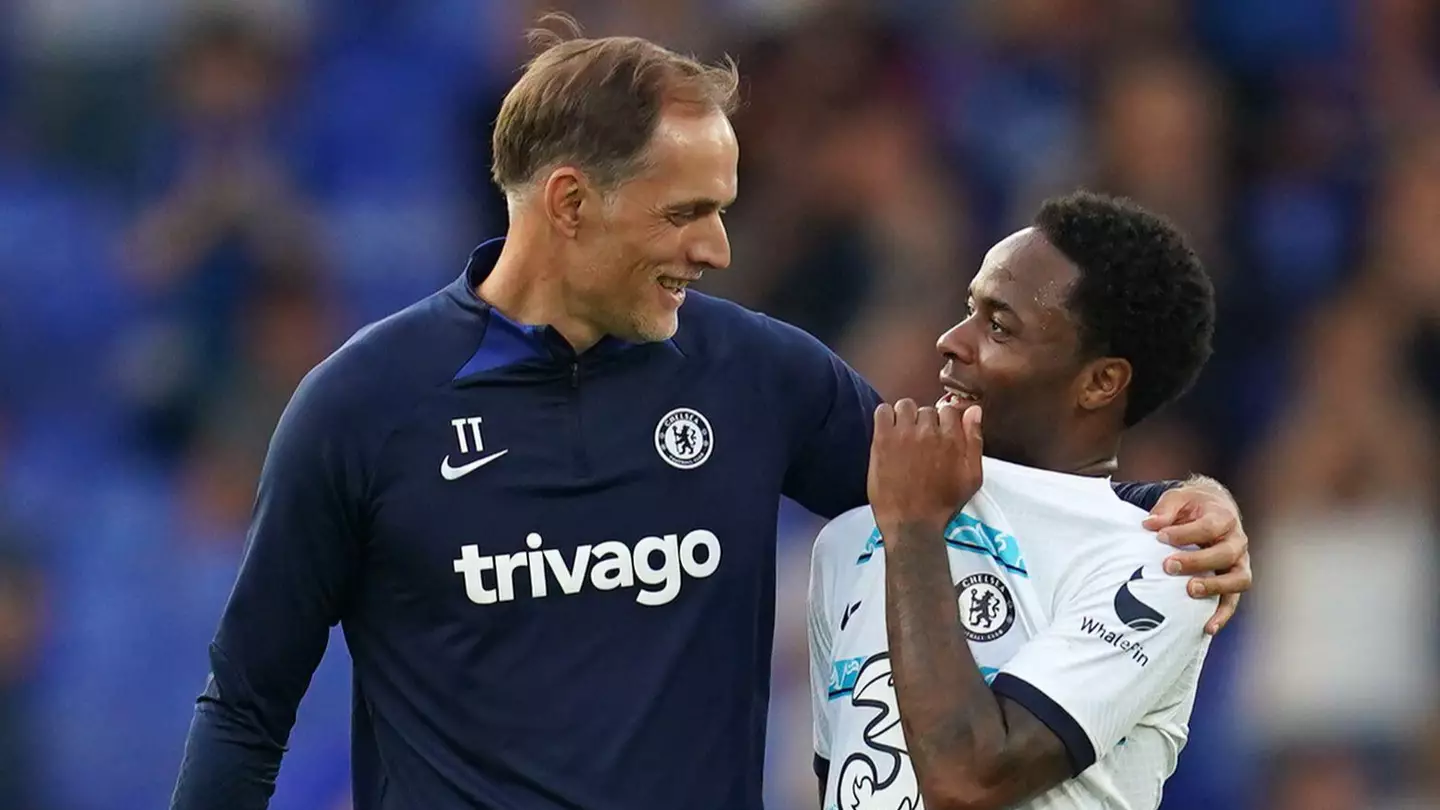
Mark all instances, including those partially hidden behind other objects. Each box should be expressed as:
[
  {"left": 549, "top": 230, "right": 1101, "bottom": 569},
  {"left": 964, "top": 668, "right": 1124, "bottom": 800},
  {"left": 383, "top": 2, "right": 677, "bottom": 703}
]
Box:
[
  {"left": 935, "top": 228, "right": 1086, "bottom": 467},
  {"left": 575, "top": 108, "right": 737, "bottom": 342}
]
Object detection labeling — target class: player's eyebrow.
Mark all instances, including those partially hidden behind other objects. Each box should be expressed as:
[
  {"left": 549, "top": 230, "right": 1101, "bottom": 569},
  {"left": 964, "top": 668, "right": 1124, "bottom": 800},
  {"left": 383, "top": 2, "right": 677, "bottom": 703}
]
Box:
[{"left": 969, "top": 291, "right": 1017, "bottom": 317}]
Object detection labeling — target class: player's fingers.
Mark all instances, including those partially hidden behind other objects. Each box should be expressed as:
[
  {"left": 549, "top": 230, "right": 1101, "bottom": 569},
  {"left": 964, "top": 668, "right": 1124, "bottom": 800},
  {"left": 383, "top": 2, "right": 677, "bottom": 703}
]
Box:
[
  {"left": 917, "top": 405, "right": 939, "bottom": 433},
  {"left": 963, "top": 405, "right": 983, "bottom": 459},
  {"left": 938, "top": 399, "right": 961, "bottom": 432},
  {"left": 873, "top": 404, "right": 895, "bottom": 441},
  {"left": 1156, "top": 510, "right": 1234, "bottom": 549},
  {"left": 1205, "top": 593, "right": 1239, "bottom": 636},
  {"left": 894, "top": 398, "right": 918, "bottom": 427},
  {"left": 963, "top": 405, "right": 982, "bottom": 440}
]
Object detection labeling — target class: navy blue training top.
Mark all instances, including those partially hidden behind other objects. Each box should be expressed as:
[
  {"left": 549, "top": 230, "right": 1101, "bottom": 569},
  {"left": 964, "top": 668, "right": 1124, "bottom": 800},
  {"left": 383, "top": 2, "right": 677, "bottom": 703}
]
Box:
[{"left": 170, "top": 240, "right": 1175, "bottom": 810}]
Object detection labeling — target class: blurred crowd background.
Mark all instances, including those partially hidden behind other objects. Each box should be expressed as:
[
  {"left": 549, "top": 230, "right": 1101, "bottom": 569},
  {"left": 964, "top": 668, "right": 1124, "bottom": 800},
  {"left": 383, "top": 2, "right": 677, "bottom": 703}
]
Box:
[{"left": 0, "top": 0, "right": 1436, "bottom": 808}]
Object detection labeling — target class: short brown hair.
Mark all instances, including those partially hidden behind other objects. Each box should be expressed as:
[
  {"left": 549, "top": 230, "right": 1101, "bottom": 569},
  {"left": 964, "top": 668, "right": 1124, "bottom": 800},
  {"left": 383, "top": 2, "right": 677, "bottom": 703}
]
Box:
[{"left": 491, "top": 14, "right": 740, "bottom": 196}]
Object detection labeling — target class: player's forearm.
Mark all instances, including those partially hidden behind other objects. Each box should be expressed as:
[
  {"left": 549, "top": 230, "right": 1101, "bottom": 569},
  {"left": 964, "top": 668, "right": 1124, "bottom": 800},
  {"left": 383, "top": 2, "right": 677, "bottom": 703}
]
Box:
[{"left": 884, "top": 521, "right": 1010, "bottom": 809}]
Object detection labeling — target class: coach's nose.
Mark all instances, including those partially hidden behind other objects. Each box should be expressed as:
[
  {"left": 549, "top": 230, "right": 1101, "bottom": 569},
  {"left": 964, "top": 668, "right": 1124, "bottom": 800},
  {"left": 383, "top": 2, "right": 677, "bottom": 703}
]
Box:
[{"left": 687, "top": 212, "right": 731, "bottom": 272}]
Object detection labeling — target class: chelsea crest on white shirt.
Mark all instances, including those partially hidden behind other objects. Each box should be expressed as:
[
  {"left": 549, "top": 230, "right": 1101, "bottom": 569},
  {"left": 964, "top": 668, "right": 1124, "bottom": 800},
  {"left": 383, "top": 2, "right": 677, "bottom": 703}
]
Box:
[{"left": 808, "top": 457, "right": 1218, "bottom": 810}]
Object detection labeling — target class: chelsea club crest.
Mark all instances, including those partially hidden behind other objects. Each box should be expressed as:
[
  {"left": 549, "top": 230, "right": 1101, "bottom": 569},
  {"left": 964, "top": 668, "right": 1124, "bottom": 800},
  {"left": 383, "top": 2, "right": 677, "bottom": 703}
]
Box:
[
  {"left": 655, "top": 407, "right": 713, "bottom": 469},
  {"left": 955, "top": 572, "right": 1015, "bottom": 643}
]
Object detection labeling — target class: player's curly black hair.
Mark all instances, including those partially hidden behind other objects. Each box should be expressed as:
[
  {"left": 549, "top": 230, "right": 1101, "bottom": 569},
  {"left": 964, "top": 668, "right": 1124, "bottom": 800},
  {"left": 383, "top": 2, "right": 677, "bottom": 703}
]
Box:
[{"left": 1034, "top": 190, "right": 1215, "bottom": 427}]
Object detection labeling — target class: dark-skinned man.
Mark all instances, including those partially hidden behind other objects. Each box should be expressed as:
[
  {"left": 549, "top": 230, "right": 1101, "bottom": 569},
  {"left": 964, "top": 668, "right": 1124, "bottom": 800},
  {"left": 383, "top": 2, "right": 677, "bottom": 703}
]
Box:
[{"left": 810, "top": 191, "right": 1224, "bottom": 810}]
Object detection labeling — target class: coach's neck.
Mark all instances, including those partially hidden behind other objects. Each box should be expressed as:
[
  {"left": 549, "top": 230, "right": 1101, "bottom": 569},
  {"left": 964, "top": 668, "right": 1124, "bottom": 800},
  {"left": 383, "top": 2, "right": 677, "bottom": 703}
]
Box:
[{"left": 479, "top": 209, "right": 604, "bottom": 353}]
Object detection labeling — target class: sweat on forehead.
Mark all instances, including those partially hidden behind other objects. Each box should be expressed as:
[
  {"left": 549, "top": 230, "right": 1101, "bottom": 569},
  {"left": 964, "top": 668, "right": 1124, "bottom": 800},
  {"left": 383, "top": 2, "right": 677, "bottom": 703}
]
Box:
[{"left": 975, "top": 229, "right": 1079, "bottom": 308}]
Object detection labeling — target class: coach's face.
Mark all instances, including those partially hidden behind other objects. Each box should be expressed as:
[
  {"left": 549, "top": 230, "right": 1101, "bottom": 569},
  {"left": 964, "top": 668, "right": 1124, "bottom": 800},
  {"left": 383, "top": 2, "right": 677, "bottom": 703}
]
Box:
[
  {"left": 935, "top": 228, "right": 1087, "bottom": 467},
  {"left": 578, "top": 107, "right": 737, "bottom": 342}
]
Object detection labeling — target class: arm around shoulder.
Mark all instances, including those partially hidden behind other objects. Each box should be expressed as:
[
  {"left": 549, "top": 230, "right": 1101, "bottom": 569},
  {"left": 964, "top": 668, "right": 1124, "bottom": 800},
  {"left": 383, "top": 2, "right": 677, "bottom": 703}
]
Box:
[{"left": 760, "top": 315, "right": 882, "bottom": 519}]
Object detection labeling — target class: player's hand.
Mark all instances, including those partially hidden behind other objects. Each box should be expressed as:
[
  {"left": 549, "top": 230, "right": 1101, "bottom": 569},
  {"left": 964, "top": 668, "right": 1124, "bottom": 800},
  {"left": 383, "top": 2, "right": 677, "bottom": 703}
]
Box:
[
  {"left": 1143, "top": 482, "right": 1252, "bottom": 636},
  {"left": 867, "top": 399, "right": 983, "bottom": 542}
]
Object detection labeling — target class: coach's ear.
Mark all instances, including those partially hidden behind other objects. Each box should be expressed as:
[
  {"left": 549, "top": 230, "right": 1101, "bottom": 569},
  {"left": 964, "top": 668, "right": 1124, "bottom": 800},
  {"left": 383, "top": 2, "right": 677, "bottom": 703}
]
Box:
[
  {"left": 1077, "top": 357, "right": 1131, "bottom": 413},
  {"left": 542, "top": 167, "right": 586, "bottom": 237}
]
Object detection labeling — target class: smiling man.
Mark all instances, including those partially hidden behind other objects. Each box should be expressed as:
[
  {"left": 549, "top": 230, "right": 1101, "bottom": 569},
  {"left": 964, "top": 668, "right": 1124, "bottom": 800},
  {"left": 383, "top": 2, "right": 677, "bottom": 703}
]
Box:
[
  {"left": 168, "top": 18, "right": 1252, "bottom": 810},
  {"left": 811, "top": 191, "right": 1222, "bottom": 810}
]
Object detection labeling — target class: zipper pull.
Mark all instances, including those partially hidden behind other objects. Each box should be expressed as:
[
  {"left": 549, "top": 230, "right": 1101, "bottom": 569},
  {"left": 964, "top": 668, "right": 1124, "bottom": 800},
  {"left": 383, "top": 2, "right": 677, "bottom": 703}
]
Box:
[{"left": 571, "top": 362, "right": 580, "bottom": 388}]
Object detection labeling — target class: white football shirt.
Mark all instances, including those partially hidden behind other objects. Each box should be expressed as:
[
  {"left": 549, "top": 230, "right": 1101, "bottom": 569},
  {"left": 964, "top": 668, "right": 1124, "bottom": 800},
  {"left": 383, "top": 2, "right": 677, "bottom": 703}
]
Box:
[{"left": 809, "top": 457, "right": 1216, "bottom": 810}]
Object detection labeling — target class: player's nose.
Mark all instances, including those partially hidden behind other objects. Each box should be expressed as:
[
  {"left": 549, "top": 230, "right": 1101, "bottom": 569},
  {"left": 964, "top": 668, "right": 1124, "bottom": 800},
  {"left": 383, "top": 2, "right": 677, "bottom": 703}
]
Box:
[{"left": 936, "top": 321, "right": 977, "bottom": 366}]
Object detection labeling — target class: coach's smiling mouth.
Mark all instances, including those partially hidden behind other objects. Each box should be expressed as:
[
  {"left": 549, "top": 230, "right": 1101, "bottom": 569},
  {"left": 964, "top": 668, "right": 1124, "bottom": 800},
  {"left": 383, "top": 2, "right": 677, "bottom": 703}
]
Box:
[{"left": 656, "top": 275, "right": 698, "bottom": 306}]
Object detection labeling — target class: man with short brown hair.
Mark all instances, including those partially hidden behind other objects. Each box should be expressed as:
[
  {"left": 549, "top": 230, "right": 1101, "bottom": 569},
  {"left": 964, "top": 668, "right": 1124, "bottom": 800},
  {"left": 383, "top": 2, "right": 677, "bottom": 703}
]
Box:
[
  {"left": 471, "top": 17, "right": 741, "bottom": 349},
  {"left": 490, "top": 23, "right": 740, "bottom": 198},
  {"left": 170, "top": 17, "right": 1251, "bottom": 810}
]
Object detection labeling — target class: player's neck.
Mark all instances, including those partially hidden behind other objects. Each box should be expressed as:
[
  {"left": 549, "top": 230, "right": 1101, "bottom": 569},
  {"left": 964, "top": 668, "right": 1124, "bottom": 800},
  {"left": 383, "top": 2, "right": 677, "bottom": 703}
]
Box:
[
  {"left": 478, "top": 227, "right": 605, "bottom": 353},
  {"left": 1025, "top": 429, "right": 1121, "bottom": 478},
  {"left": 1068, "top": 453, "right": 1119, "bottom": 477},
  {"left": 1040, "top": 411, "right": 1125, "bottom": 477}
]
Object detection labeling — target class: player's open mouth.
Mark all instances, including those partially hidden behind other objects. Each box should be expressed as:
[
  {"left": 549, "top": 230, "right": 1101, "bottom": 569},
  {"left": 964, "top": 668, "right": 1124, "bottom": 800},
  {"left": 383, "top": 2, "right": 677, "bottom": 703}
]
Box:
[{"left": 940, "top": 385, "right": 981, "bottom": 407}]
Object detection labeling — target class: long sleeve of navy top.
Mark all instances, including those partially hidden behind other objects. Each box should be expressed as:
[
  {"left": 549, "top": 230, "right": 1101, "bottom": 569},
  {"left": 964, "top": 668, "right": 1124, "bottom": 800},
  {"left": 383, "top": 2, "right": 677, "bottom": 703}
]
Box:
[
  {"left": 170, "top": 242, "right": 1181, "bottom": 810},
  {"left": 170, "top": 326, "right": 373, "bottom": 807}
]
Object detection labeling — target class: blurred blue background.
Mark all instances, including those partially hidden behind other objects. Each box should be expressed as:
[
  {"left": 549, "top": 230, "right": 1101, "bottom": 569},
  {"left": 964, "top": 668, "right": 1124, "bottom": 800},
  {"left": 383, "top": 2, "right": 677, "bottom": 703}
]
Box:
[{"left": 0, "top": 1, "right": 1437, "bottom": 808}]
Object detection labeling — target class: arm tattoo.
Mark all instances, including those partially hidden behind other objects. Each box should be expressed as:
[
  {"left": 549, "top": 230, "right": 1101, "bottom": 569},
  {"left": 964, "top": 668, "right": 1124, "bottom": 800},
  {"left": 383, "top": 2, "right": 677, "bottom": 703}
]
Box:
[{"left": 884, "top": 521, "right": 1074, "bottom": 808}]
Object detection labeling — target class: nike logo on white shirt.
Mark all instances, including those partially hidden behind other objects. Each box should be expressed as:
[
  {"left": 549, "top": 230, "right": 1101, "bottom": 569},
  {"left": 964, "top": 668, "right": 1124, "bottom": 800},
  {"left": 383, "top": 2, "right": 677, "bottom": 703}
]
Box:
[{"left": 440, "top": 450, "right": 509, "bottom": 480}]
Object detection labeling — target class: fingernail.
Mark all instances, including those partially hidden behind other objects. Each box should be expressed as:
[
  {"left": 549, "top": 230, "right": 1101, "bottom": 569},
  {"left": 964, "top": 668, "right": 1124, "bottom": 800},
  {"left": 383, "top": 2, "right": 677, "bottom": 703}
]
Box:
[
  {"left": 1156, "top": 530, "right": 1171, "bottom": 544},
  {"left": 1165, "top": 559, "right": 1181, "bottom": 575},
  {"left": 1189, "top": 581, "right": 1205, "bottom": 597}
]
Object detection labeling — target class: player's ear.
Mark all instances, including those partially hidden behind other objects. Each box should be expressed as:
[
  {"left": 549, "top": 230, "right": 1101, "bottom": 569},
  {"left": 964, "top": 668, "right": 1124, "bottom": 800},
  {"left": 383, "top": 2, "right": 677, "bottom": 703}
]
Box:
[
  {"left": 1077, "top": 357, "right": 1131, "bottom": 413},
  {"left": 542, "top": 167, "right": 587, "bottom": 238}
]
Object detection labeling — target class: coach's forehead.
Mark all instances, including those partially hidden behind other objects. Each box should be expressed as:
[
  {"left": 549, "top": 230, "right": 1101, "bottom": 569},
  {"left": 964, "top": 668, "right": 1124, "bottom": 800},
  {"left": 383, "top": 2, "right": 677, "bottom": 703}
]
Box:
[
  {"left": 640, "top": 108, "right": 738, "bottom": 194},
  {"left": 975, "top": 227, "right": 1078, "bottom": 313}
]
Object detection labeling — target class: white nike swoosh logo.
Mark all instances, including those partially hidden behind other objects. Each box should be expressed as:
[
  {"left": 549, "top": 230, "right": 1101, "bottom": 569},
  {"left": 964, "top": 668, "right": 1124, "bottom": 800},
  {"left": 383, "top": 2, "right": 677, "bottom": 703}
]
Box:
[{"left": 440, "top": 450, "right": 509, "bottom": 480}]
